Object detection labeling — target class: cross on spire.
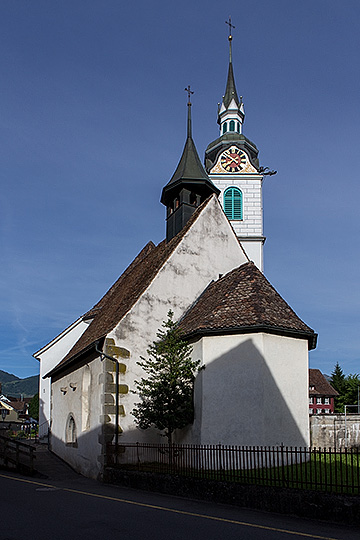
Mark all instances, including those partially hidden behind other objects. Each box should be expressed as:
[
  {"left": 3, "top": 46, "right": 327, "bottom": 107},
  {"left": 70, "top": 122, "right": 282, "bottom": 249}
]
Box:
[
  {"left": 185, "top": 85, "right": 194, "bottom": 105},
  {"left": 225, "top": 16, "right": 235, "bottom": 39}
]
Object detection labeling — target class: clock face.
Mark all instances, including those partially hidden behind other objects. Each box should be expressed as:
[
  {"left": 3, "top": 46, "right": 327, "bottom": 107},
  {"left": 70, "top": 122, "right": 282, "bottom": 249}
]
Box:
[{"left": 220, "top": 147, "right": 247, "bottom": 173}]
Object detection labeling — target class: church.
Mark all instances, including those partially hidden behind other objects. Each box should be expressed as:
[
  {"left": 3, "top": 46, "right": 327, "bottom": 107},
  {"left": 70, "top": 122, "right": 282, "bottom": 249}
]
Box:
[{"left": 34, "top": 29, "right": 317, "bottom": 480}]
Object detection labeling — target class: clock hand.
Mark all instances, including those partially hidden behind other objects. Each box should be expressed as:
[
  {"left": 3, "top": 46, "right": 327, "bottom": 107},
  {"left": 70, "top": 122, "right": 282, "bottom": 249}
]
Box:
[{"left": 227, "top": 156, "right": 239, "bottom": 165}]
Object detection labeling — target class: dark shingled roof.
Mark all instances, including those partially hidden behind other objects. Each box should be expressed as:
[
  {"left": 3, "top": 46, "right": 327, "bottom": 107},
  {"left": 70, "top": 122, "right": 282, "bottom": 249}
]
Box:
[
  {"left": 309, "top": 369, "right": 339, "bottom": 396},
  {"left": 48, "top": 197, "right": 215, "bottom": 376},
  {"left": 161, "top": 104, "right": 219, "bottom": 205},
  {"left": 223, "top": 61, "right": 240, "bottom": 109},
  {"left": 179, "top": 262, "right": 317, "bottom": 349}
]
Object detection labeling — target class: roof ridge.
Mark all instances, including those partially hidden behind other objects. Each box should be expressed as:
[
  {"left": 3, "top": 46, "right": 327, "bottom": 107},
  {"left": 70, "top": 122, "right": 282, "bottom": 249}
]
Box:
[{"left": 50, "top": 196, "right": 216, "bottom": 374}]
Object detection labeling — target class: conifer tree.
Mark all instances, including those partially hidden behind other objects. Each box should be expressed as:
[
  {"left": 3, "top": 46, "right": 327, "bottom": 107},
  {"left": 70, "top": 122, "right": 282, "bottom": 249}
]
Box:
[
  {"left": 331, "top": 362, "right": 346, "bottom": 412},
  {"left": 330, "top": 362, "right": 360, "bottom": 413},
  {"left": 132, "top": 311, "right": 202, "bottom": 443}
]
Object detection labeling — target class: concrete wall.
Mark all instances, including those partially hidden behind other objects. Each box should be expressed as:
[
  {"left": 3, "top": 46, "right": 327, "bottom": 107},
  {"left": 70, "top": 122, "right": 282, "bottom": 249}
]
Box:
[
  {"left": 105, "top": 468, "right": 360, "bottom": 526},
  {"left": 182, "top": 333, "right": 310, "bottom": 448},
  {"left": 310, "top": 414, "right": 360, "bottom": 450}
]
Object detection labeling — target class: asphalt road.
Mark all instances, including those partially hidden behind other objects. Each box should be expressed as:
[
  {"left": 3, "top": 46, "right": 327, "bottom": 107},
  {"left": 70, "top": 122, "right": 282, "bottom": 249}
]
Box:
[{"left": 0, "top": 470, "right": 358, "bottom": 540}]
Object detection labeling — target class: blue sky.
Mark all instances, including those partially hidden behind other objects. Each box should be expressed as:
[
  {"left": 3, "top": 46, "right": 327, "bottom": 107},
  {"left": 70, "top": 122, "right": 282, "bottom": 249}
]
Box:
[{"left": 1, "top": 0, "right": 359, "bottom": 378}]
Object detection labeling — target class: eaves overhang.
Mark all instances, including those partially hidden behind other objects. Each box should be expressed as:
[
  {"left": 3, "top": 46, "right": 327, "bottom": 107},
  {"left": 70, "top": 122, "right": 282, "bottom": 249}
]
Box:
[
  {"left": 161, "top": 178, "right": 220, "bottom": 205},
  {"left": 44, "top": 336, "right": 106, "bottom": 380},
  {"left": 182, "top": 325, "right": 318, "bottom": 351}
]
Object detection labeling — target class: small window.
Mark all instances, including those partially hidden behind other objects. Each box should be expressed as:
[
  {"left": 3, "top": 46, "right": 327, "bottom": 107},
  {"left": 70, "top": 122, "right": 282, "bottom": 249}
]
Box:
[
  {"left": 224, "top": 187, "right": 243, "bottom": 220},
  {"left": 324, "top": 397, "right": 330, "bottom": 405},
  {"left": 309, "top": 397, "right": 313, "bottom": 404},
  {"left": 316, "top": 397, "right": 322, "bottom": 404},
  {"left": 66, "top": 414, "right": 77, "bottom": 447},
  {"left": 229, "top": 120, "right": 235, "bottom": 132},
  {"left": 237, "top": 122, "right": 240, "bottom": 133},
  {"left": 222, "top": 122, "right": 227, "bottom": 134},
  {"left": 325, "top": 409, "right": 330, "bottom": 414}
]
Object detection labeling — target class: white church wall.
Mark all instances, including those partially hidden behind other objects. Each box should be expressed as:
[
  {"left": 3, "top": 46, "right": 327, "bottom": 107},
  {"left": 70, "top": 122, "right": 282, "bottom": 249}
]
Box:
[
  {"left": 35, "top": 318, "right": 90, "bottom": 439},
  {"left": 188, "top": 333, "right": 309, "bottom": 448},
  {"left": 51, "top": 357, "right": 103, "bottom": 479},
  {"left": 107, "top": 196, "right": 248, "bottom": 442}
]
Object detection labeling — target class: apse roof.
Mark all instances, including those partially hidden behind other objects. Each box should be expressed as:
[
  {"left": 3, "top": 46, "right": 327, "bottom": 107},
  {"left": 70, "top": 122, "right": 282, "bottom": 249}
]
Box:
[{"left": 179, "top": 262, "right": 317, "bottom": 350}]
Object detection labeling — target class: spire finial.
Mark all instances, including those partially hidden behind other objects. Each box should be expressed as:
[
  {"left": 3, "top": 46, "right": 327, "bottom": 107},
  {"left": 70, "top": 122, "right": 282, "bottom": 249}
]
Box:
[
  {"left": 185, "top": 85, "right": 194, "bottom": 138},
  {"left": 185, "top": 85, "right": 194, "bottom": 105},
  {"left": 225, "top": 17, "right": 235, "bottom": 63}
]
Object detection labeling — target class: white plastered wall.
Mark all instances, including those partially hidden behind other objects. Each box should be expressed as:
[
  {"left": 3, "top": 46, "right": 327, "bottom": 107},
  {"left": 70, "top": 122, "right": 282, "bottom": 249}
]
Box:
[
  {"left": 106, "top": 196, "right": 249, "bottom": 442},
  {"left": 51, "top": 357, "right": 103, "bottom": 479},
  {"left": 181, "top": 333, "right": 309, "bottom": 448},
  {"left": 34, "top": 319, "right": 90, "bottom": 439}
]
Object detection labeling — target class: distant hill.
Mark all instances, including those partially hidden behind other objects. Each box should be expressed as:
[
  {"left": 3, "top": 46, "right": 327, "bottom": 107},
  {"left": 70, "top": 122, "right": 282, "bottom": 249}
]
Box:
[{"left": 0, "top": 370, "right": 39, "bottom": 398}]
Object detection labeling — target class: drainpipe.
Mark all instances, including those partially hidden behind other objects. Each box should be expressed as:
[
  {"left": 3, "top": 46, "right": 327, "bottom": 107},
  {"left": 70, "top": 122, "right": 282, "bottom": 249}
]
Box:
[{"left": 95, "top": 341, "right": 120, "bottom": 464}]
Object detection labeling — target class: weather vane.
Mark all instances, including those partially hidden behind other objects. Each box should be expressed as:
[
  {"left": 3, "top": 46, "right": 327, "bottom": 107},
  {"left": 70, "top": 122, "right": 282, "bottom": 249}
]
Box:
[{"left": 185, "top": 85, "right": 194, "bottom": 105}]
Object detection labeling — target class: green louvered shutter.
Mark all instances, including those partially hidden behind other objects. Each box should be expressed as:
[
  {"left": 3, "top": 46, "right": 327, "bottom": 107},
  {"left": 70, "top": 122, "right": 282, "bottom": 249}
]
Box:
[{"left": 224, "top": 187, "right": 243, "bottom": 220}]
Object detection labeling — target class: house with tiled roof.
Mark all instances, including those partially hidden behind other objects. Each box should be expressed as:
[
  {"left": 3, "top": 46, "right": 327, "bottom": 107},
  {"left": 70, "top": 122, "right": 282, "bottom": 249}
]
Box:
[
  {"left": 34, "top": 31, "right": 317, "bottom": 479},
  {"left": 309, "top": 369, "right": 338, "bottom": 415}
]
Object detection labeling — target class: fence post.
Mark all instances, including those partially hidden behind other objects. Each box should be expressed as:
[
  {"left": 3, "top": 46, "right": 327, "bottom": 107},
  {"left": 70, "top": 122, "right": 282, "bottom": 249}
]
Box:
[{"left": 136, "top": 441, "right": 140, "bottom": 471}]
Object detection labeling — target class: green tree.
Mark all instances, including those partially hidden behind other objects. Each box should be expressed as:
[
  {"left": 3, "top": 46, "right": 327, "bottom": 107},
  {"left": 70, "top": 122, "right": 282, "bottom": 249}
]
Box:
[
  {"left": 330, "top": 362, "right": 346, "bottom": 413},
  {"left": 29, "top": 393, "right": 39, "bottom": 421},
  {"left": 132, "top": 311, "right": 202, "bottom": 443},
  {"left": 343, "top": 374, "right": 360, "bottom": 413},
  {"left": 330, "top": 363, "right": 360, "bottom": 413}
]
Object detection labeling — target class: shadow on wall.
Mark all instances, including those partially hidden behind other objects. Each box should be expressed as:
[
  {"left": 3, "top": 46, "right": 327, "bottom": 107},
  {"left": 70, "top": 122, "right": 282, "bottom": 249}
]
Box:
[
  {"left": 186, "top": 337, "right": 309, "bottom": 448},
  {"left": 38, "top": 397, "right": 49, "bottom": 440},
  {"left": 46, "top": 336, "right": 309, "bottom": 479}
]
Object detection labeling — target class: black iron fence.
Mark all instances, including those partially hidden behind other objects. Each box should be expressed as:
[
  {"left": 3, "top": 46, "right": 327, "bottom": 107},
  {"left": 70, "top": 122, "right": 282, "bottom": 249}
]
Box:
[{"left": 114, "top": 442, "right": 360, "bottom": 495}]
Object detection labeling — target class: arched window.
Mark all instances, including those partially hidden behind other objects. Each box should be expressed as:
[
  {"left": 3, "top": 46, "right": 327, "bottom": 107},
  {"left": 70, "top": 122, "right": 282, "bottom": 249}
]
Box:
[
  {"left": 224, "top": 187, "right": 243, "bottom": 220},
  {"left": 229, "top": 120, "right": 235, "bottom": 132},
  {"left": 66, "top": 414, "right": 77, "bottom": 447},
  {"left": 222, "top": 122, "right": 227, "bottom": 134}
]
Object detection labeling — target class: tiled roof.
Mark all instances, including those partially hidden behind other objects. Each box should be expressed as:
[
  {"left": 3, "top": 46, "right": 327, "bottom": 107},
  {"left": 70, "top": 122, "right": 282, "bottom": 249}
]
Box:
[
  {"left": 309, "top": 369, "right": 338, "bottom": 396},
  {"left": 8, "top": 400, "right": 28, "bottom": 411},
  {"left": 179, "top": 262, "right": 317, "bottom": 349},
  {"left": 48, "top": 197, "right": 214, "bottom": 376}
]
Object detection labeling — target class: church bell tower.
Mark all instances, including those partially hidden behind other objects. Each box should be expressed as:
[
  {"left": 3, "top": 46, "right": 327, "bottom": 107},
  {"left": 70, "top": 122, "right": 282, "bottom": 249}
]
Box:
[
  {"left": 205, "top": 20, "right": 265, "bottom": 271},
  {"left": 161, "top": 88, "right": 220, "bottom": 242}
]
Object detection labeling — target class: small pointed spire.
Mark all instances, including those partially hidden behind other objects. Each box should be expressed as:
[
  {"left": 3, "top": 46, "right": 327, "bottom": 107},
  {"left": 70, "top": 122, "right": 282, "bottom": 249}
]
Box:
[
  {"left": 185, "top": 85, "right": 194, "bottom": 138},
  {"left": 223, "top": 18, "right": 240, "bottom": 109},
  {"left": 161, "top": 90, "right": 220, "bottom": 241}
]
